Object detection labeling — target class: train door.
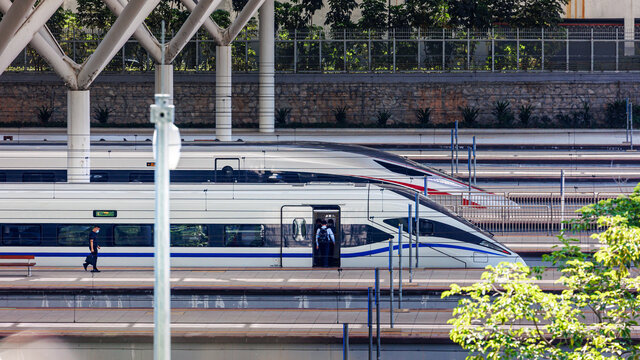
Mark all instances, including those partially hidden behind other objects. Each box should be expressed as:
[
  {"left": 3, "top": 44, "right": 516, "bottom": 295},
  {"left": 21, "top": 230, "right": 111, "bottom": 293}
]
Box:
[
  {"left": 280, "top": 205, "right": 314, "bottom": 267},
  {"left": 214, "top": 158, "right": 240, "bottom": 182},
  {"left": 312, "top": 207, "right": 341, "bottom": 268}
]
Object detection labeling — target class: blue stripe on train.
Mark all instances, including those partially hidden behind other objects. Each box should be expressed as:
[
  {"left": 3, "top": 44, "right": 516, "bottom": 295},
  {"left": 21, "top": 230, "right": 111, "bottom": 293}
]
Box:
[{"left": 0, "top": 243, "right": 507, "bottom": 258}]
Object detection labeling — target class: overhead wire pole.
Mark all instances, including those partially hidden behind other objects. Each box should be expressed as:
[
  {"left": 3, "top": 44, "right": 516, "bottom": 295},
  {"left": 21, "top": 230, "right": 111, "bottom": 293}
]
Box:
[{"left": 151, "top": 24, "right": 181, "bottom": 360}]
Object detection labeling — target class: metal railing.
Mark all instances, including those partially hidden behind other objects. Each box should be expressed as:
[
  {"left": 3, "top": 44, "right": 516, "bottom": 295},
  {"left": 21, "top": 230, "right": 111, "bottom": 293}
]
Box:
[
  {"left": 433, "top": 191, "right": 620, "bottom": 235},
  {"left": 7, "top": 26, "right": 640, "bottom": 73}
]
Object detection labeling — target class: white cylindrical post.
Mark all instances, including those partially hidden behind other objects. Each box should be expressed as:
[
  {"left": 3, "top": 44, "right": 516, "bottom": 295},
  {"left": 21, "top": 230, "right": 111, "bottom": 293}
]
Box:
[
  {"left": 625, "top": 0, "right": 634, "bottom": 56},
  {"left": 259, "top": 0, "right": 275, "bottom": 134},
  {"left": 155, "top": 64, "right": 174, "bottom": 99},
  {"left": 216, "top": 45, "right": 232, "bottom": 141},
  {"left": 67, "top": 90, "right": 91, "bottom": 183},
  {"left": 151, "top": 92, "right": 174, "bottom": 360}
]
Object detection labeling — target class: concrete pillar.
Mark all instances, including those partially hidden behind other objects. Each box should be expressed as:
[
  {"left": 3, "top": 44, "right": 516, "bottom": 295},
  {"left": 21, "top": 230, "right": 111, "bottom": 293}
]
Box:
[
  {"left": 625, "top": 0, "right": 635, "bottom": 56},
  {"left": 216, "top": 45, "right": 232, "bottom": 141},
  {"left": 259, "top": 0, "right": 275, "bottom": 133},
  {"left": 67, "top": 90, "right": 91, "bottom": 183},
  {"left": 155, "top": 64, "right": 174, "bottom": 100}
]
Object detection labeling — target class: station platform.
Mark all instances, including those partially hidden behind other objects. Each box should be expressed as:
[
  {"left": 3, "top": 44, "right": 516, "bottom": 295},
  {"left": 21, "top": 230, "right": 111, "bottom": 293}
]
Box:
[
  {"left": 0, "top": 267, "right": 562, "bottom": 343},
  {"left": 0, "top": 267, "right": 563, "bottom": 292}
]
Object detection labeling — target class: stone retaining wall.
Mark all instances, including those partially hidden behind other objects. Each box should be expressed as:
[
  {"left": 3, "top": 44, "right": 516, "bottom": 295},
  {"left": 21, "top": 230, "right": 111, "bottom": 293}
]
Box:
[{"left": 0, "top": 73, "right": 638, "bottom": 127}]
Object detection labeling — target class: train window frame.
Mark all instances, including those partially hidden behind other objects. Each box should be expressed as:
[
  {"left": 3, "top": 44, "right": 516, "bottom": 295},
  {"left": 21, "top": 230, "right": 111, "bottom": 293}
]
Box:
[
  {"left": 56, "top": 224, "right": 93, "bottom": 246},
  {"left": 366, "top": 225, "right": 393, "bottom": 245},
  {"left": 2, "top": 224, "right": 42, "bottom": 246},
  {"left": 373, "top": 160, "right": 427, "bottom": 177},
  {"left": 114, "top": 224, "right": 153, "bottom": 247},
  {"left": 22, "top": 172, "right": 56, "bottom": 182},
  {"left": 223, "top": 224, "right": 265, "bottom": 247},
  {"left": 382, "top": 218, "right": 435, "bottom": 236},
  {"left": 170, "top": 224, "right": 209, "bottom": 247}
]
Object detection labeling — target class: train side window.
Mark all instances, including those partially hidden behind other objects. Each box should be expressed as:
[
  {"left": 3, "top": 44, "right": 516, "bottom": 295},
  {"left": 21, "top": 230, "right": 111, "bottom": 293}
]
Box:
[
  {"left": 366, "top": 225, "right": 393, "bottom": 244},
  {"left": 224, "top": 225, "right": 265, "bottom": 247},
  {"left": 22, "top": 172, "right": 55, "bottom": 182},
  {"left": 2, "top": 225, "right": 41, "bottom": 246},
  {"left": 171, "top": 225, "right": 209, "bottom": 247},
  {"left": 417, "top": 219, "right": 434, "bottom": 235},
  {"left": 91, "top": 172, "right": 109, "bottom": 182},
  {"left": 129, "top": 172, "right": 154, "bottom": 183},
  {"left": 57, "top": 225, "right": 92, "bottom": 246},
  {"left": 114, "top": 225, "right": 153, "bottom": 246},
  {"left": 0, "top": 173, "right": 6, "bottom": 182}
]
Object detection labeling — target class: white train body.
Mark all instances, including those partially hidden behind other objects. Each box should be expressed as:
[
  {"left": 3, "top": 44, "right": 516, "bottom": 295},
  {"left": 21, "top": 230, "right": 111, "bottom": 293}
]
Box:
[
  {"left": 0, "top": 183, "right": 522, "bottom": 268},
  {"left": 0, "top": 142, "right": 510, "bottom": 207}
]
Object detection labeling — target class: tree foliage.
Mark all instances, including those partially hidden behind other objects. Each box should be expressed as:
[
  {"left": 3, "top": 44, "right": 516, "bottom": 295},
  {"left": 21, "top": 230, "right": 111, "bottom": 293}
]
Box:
[
  {"left": 325, "top": 0, "right": 357, "bottom": 30},
  {"left": 358, "top": 0, "right": 387, "bottom": 29},
  {"left": 76, "top": 0, "right": 116, "bottom": 32},
  {"left": 444, "top": 184, "right": 640, "bottom": 359}
]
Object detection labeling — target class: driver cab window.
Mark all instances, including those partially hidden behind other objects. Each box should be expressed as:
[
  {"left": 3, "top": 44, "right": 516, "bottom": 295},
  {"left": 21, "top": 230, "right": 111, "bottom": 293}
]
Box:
[{"left": 383, "top": 218, "right": 434, "bottom": 236}]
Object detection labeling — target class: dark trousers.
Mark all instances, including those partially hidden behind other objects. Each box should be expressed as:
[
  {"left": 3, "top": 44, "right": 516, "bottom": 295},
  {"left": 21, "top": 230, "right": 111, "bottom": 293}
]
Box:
[
  {"left": 85, "top": 252, "right": 98, "bottom": 270},
  {"left": 320, "top": 242, "right": 331, "bottom": 267}
]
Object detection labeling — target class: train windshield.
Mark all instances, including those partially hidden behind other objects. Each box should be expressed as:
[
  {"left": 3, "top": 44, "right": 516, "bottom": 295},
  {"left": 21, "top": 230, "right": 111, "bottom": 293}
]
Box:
[{"left": 380, "top": 184, "right": 494, "bottom": 239}]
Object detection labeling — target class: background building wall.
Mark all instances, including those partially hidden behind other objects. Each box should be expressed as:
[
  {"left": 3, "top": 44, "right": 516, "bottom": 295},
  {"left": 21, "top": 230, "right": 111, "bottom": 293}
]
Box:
[{"left": 1, "top": 73, "right": 637, "bottom": 128}]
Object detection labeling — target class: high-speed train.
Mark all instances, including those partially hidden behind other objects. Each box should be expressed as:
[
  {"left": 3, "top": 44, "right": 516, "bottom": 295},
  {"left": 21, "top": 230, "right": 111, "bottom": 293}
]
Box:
[
  {"left": 0, "top": 142, "right": 509, "bottom": 207},
  {"left": 0, "top": 182, "right": 523, "bottom": 268}
]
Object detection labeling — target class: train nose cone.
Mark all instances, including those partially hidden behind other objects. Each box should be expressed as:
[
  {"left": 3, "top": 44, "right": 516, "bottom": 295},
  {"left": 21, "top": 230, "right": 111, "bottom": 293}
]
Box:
[{"left": 514, "top": 254, "right": 527, "bottom": 267}]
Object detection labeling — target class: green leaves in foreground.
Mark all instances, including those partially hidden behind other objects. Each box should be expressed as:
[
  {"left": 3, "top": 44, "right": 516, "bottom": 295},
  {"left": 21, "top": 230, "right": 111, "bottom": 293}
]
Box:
[{"left": 444, "top": 184, "right": 640, "bottom": 360}]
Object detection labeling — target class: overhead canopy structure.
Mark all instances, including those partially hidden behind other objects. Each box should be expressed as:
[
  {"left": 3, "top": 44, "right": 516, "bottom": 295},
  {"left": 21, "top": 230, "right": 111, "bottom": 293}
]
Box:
[{"left": 0, "top": 0, "right": 275, "bottom": 181}]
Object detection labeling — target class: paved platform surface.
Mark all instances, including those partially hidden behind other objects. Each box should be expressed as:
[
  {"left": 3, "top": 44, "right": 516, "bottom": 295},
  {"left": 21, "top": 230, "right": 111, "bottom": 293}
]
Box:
[
  {"left": 0, "top": 267, "right": 563, "bottom": 292},
  {"left": 0, "top": 267, "right": 558, "bottom": 341}
]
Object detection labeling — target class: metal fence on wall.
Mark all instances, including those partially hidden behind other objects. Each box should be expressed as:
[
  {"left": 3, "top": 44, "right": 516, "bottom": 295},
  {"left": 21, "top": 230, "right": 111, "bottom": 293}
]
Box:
[
  {"left": 431, "top": 191, "right": 620, "bottom": 236},
  {"left": 8, "top": 26, "right": 640, "bottom": 73}
]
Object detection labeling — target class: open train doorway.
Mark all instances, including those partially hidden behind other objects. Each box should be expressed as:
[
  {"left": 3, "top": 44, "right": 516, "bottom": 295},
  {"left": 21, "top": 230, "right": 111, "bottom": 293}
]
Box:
[{"left": 312, "top": 206, "right": 341, "bottom": 268}]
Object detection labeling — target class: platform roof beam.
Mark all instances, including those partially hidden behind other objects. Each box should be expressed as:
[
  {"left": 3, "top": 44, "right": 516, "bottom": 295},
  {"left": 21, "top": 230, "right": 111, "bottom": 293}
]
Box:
[
  {"left": 0, "top": 0, "right": 63, "bottom": 75},
  {"left": 77, "top": 0, "right": 161, "bottom": 89},
  {"left": 0, "top": 0, "right": 37, "bottom": 56}
]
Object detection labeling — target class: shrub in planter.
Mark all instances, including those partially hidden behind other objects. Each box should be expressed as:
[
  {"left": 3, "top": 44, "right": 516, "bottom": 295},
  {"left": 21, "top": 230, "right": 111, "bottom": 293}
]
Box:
[
  {"left": 93, "top": 105, "right": 112, "bottom": 124},
  {"left": 605, "top": 99, "right": 627, "bottom": 128},
  {"left": 415, "top": 107, "right": 431, "bottom": 126},
  {"left": 555, "top": 112, "right": 573, "bottom": 128},
  {"left": 376, "top": 109, "right": 392, "bottom": 127},
  {"left": 537, "top": 115, "right": 553, "bottom": 128},
  {"left": 518, "top": 104, "right": 534, "bottom": 128},
  {"left": 36, "top": 105, "right": 54, "bottom": 124},
  {"left": 492, "top": 100, "right": 514, "bottom": 128},
  {"left": 460, "top": 106, "right": 480, "bottom": 127},
  {"left": 572, "top": 101, "right": 593, "bottom": 128},
  {"left": 275, "top": 107, "right": 291, "bottom": 126},
  {"left": 332, "top": 106, "right": 348, "bottom": 126}
]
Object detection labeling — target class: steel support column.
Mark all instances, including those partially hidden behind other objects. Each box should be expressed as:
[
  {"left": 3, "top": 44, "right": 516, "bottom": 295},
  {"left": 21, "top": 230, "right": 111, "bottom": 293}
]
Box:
[
  {"left": 259, "top": 0, "right": 275, "bottom": 133},
  {"left": 67, "top": 90, "right": 91, "bottom": 183},
  {"left": 216, "top": 45, "right": 232, "bottom": 141}
]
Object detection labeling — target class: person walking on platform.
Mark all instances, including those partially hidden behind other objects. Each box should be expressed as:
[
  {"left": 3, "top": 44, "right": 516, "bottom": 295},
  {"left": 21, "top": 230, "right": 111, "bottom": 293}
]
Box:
[
  {"left": 315, "top": 219, "right": 335, "bottom": 267},
  {"left": 83, "top": 225, "right": 101, "bottom": 272}
]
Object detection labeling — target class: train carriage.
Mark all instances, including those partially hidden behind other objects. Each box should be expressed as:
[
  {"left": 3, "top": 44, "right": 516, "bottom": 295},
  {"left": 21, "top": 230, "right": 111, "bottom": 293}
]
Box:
[{"left": 0, "top": 182, "right": 523, "bottom": 268}]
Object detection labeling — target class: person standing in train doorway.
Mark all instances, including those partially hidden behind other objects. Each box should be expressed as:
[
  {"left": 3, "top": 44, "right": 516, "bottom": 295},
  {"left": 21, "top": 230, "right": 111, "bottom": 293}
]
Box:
[
  {"left": 315, "top": 219, "right": 335, "bottom": 267},
  {"left": 83, "top": 225, "right": 101, "bottom": 272}
]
